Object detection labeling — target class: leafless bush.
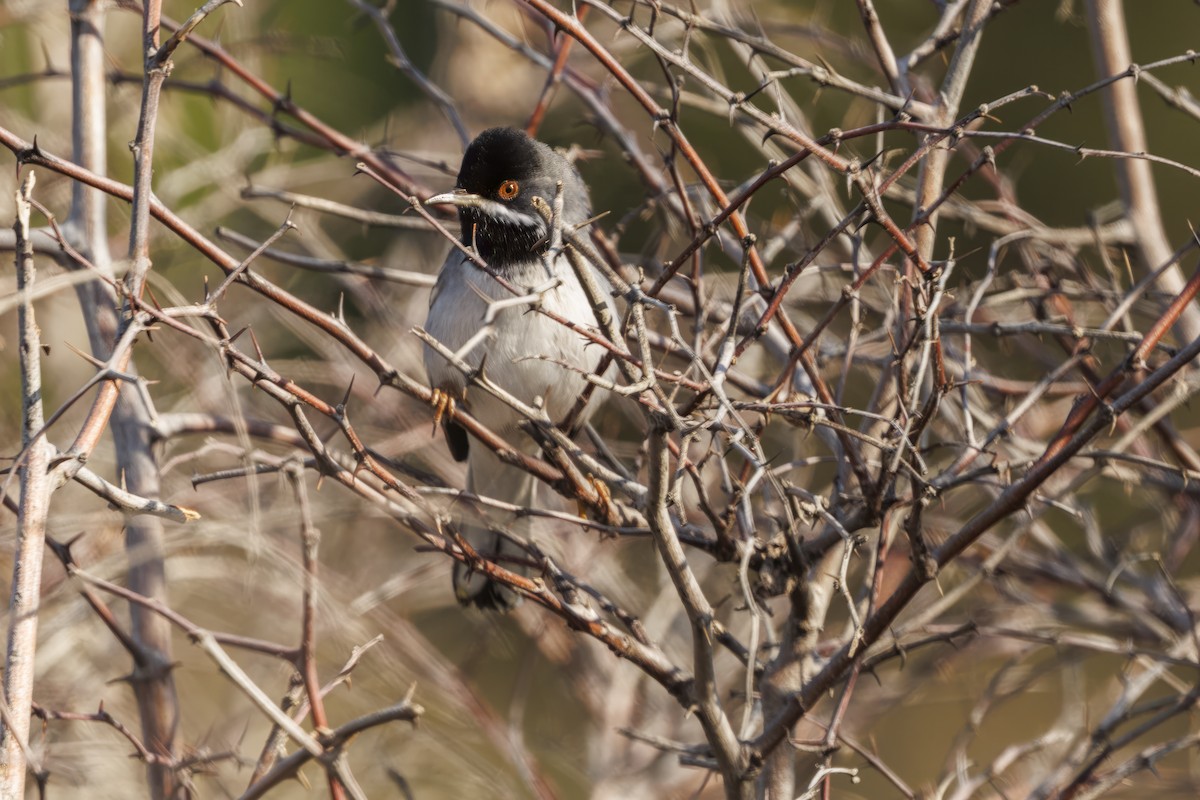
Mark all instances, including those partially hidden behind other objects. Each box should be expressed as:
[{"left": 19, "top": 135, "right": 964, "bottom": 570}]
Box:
[{"left": 2, "top": 1, "right": 1200, "bottom": 798}]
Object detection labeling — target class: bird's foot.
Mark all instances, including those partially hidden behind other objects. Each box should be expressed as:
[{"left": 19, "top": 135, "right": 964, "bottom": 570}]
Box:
[
  {"left": 430, "top": 389, "right": 457, "bottom": 434},
  {"left": 577, "top": 474, "right": 613, "bottom": 522},
  {"left": 590, "top": 473, "right": 612, "bottom": 507}
]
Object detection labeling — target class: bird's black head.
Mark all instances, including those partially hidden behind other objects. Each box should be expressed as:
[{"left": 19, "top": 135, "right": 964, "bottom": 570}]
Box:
[{"left": 429, "top": 128, "right": 591, "bottom": 269}]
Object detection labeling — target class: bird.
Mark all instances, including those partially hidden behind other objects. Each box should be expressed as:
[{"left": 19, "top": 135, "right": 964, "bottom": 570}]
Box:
[{"left": 423, "top": 127, "right": 610, "bottom": 610}]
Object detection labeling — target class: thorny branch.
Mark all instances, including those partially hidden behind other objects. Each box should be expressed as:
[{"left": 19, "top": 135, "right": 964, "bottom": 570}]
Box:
[{"left": 1, "top": 2, "right": 1200, "bottom": 798}]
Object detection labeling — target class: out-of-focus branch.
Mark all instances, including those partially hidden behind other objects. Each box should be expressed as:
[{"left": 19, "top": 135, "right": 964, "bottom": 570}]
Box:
[
  {"left": 854, "top": 0, "right": 905, "bottom": 96},
  {"left": 911, "top": 0, "right": 993, "bottom": 261},
  {"left": 240, "top": 698, "right": 423, "bottom": 800},
  {"left": 1086, "top": 0, "right": 1200, "bottom": 344},
  {"left": 70, "top": 461, "right": 200, "bottom": 523},
  {"left": 345, "top": 0, "right": 468, "bottom": 146},
  {"left": 0, "top": 173, "right": 52, "bottom": 800}
]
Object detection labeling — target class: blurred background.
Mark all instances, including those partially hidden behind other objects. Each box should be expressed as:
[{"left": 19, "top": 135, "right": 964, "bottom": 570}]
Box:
[{"left": 1, "top": 1, "right": 1200, "bottom": 798}]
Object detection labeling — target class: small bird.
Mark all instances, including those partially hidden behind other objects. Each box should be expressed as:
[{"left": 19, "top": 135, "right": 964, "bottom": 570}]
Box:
[{"left": 423, "top": 127, "right": 609, "bottom": 610}]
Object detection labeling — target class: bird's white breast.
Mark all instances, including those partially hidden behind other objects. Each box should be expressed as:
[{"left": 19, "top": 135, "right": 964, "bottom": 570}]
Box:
[{"left": 424, "top": 251, "right": 607, "bottom": 435}]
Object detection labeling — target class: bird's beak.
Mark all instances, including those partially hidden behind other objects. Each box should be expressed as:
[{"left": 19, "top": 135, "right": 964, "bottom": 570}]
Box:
[{"left": 424, "top": 189, "right": 483, "bottom": 208}]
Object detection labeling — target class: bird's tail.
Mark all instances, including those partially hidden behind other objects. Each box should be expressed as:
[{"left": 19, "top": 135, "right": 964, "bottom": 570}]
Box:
[{"left": 452, "top": 444, "right": 538, "bottom": 610}]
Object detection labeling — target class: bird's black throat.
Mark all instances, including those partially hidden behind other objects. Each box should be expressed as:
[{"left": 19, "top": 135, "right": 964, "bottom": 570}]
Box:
[{"left": 459, "top": 208, "right": 547, "bottom": 270}]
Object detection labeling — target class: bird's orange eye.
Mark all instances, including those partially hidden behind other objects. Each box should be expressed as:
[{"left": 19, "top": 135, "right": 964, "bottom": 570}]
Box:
[{"left": 498, "top": 180, "right": 519, "bottom": 200}]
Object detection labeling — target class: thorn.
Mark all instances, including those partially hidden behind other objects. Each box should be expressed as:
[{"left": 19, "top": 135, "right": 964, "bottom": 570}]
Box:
[
  {"left": 108, "top": 672, "right": 137, "bottom": 687},
  {"left": 64, "top": 341, "right": 106, "bottom": 369},
  {"left": 45, "top": 535, "right": 75, "bottom": 568},
  {"left": 248, "top": 327, "right": 266, "bottom": 361},
  {"left": 146, "top": 284, "right": 164, "bottom": 313}
]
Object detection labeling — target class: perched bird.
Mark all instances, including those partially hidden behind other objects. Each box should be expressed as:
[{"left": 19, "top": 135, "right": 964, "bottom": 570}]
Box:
[{"left": 423, "top": 127, "right": 609, "bottom": 610}]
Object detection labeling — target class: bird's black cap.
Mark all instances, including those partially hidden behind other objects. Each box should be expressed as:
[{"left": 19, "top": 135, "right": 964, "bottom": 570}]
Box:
[
  {"left": 456, "top": 128, "right": 544, "bottom": 201},
  {"left": 429, "top": 127, "right": 591, "bottom": 269}
]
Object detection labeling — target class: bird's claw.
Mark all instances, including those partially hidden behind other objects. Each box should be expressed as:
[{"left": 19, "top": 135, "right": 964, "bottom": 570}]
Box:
[
  {"left": 590, "top": 474, "right": 611, "bottom": 506},
  {"left": 430, "top": 389, "right": 457, "bottom": 433},
  {"left": 576, "top": 474, "right": 612, "bottom": 520}
]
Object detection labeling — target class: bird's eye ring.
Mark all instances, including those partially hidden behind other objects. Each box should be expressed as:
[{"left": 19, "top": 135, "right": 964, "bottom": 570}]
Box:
[{"left": 498, "top": 180, "right": 520, "bottom": 200}]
